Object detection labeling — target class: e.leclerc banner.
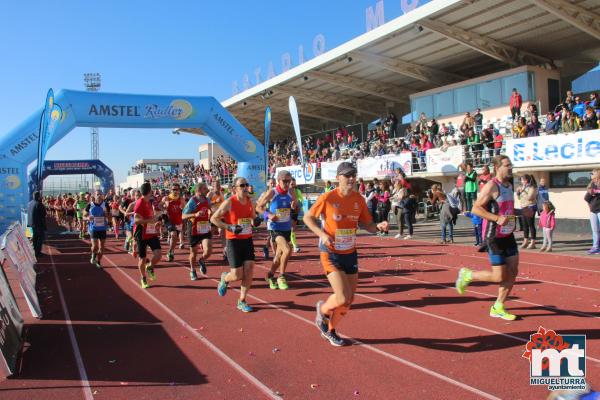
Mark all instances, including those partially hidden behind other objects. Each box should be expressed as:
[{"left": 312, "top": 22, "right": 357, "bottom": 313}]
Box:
[
  {"left": 357, "top": 153, "right": 412, "bottom": 178},
  {"left": 275, "top": 163, "right": 316, "bottom": 185},
  {"left": 506, "top": 130, "right": 600, "bottom": 167},
  {"left": 0, "top": 249, "right": 24, "bottom": 378}
]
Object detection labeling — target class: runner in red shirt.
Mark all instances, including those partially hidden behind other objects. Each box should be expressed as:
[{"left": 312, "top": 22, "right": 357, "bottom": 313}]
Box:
[
  {"left": 134, "top": 182, "right": 163, "bottom": 289},
  {"left": 162, "top": 184, "right": 186, "bottom": 262}
]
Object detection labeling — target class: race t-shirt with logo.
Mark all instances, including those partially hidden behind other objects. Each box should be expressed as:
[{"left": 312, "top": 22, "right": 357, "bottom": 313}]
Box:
[
  {"left": 268, "top": 188, "right": 292, "bottom": 231},
  {"left": 308, "top": 188, "right": 372, "bottom": 254},
  {"left": 166, "top": 195, "right": 184, "bottom": 229},
  {"left": 223, "top": 196, "right": 254, "bottom": 240},
  {"left": 86, "top": 202, "right": 107, "bottom": 232},
  {"left": 482, "top": 178, "right": 516, "bottom": 240},
  {"left": 134, "top": 198, "right": 158, "bottom": 240},
  {"left": 183, "top": 196, "right": 212, "bottom": 236}
]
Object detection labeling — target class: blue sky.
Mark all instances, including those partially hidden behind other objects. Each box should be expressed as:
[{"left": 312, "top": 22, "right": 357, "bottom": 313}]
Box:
[{"left": 0, "top": 0, "right": 427, "bottom": 185}]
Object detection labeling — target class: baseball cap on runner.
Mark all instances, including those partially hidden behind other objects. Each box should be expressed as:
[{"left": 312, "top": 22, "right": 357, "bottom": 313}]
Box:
[{"left": 336, "top": 162, "right": 356, "bottom": 176}]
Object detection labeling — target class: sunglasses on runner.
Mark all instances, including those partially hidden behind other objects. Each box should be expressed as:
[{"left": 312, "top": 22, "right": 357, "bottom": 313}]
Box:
[
  {"left": 341, "top": 173, "right": 356, "bottom": 178},
  {"left": 281, "top": 179, "right": 291, "bottom": 183},
  {"left": 237, "top": 183, "right": 249, "bottom": 188}
]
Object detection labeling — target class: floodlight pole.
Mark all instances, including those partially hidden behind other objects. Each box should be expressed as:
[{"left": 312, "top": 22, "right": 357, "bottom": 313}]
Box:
[{"left": 83, "top": 73, "right": 101, "bottom": 160}]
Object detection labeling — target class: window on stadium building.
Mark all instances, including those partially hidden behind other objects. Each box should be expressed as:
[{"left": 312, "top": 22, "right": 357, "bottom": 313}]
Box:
[
  {"left": 411, "top": 71, "right": 536, "bottom": 121},
  {"left": 550, "top": 170, "right": 591, "bottom": 188},
  {"left": 200, "top": 150, "right": 209, "bottom": 160}
]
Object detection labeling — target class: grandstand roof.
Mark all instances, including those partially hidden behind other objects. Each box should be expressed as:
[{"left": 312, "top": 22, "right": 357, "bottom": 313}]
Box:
[{"left": 185, "top": 0, "right": 600, "bottom": 141}]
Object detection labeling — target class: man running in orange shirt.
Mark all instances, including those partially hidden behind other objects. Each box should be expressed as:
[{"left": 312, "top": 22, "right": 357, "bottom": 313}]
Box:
[{"left": 304, "top": 162, "right": 388, "bottom": 346}]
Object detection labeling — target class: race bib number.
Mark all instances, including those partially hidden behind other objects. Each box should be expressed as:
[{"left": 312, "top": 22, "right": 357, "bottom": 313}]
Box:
[
  {"left": 238, "top": 218, "right": 253, "bottom": 235},
  {"left": 93, "top": 217, "right": 105, "bottom": 227},
  {"left": 111, "top": 210, "right": 120, "bottom": 217},
  {"left": 146, "top": 224, "right": 157, "bottom": 235},
  {"left": 334, "top": 228, "right": 356, "bottom": 251},
  {"left": 500, "top": 215, "right": 516, "bottom": 235},
  {"left": 176, "top": 224, "right": 183, "bottom": 231},
  {"left": 196, "top": 221, "right": 210, "bottom": 234},
  {"left": 275, "top": 208, "right": 291, "bottom": 222}
]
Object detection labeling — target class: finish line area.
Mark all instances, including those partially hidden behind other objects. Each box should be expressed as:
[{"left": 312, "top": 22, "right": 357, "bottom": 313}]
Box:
[{"left": 1, "top": 224, "right": 598, "bottom": 400}]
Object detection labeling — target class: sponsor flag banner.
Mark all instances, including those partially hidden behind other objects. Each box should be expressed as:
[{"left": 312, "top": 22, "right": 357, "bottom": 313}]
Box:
[
  {"left": 1, "top": 223, "right": 41, "bottom": 318},
  {"left": 506, "top": 130, "right": 600, "bottom": 167},
  {"left": 0, "top": 250, "right": 24, "bottom": 378},
  {"left": 288, "top": 96, "right": 304, "bottom": 165},
  {"left": 425, "top": 146, "right": 464, "bottom": 173},
  {"left": 357, "top": 153, "right": 412, "bottom": 178},
  {"left": 275, "top": 163, "right": 316, "bottom": 185}
]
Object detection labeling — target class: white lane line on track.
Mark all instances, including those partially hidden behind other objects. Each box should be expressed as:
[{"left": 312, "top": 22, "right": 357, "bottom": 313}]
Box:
[
  {"left": 48, "top": 247, "right": 94, "bottom": 400},
  {"left": 251, "top": 264, "right": 600, "bottom": 365},
  {"left": 377, "top": 236, "right": 600, "bottom": 272},
  {"left": 102, "top": 255, "right": 280, "bottom": 400},
  {"left": 360, "top": 265, "right": 600, "bottom": 321},
  {"left": 368, "top": 246, "right": 600, "bottom": 292},
  {"left": 158, "top": 260, "right": 502, "bottom": 400}
]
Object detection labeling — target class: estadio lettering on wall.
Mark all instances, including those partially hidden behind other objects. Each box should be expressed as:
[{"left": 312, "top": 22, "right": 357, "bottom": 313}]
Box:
[{"left": 506, "top": 130, "right": 600, "bottom": 167}]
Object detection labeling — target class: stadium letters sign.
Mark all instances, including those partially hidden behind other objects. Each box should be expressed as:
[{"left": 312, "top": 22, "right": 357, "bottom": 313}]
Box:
[{"left": 506, "top": 130, "right": 600, "bottom": 167}]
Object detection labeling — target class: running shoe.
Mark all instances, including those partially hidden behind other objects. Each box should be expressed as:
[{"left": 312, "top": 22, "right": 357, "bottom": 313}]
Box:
[
  {"left": 321, "top": 330, "right": 346, "bottom": 347},
  {"left": 124, "top": 241, "right": 130, "bottom": 252},
  {"left": 179, "top": 243, "right": 185, "bottom": 249},
  {"left": 167, "top": 251, "right": 174, "bottom": 262},
  {"left": 587, "top": 248, "right": 600, "bottom": 255},
  {"left": 266, "top": 276, "right": 278, "bottom": 290},
  {"left": 262, "top": 245, "right": 269, "bottom": 260},
  {"left": 217, "top": 272, "right": 228, "bottom": 296},
  {"left": 90, "top": 255, "right": 96, "bottom": 265},
  {"left": 277, "top": 275, "right": 289, "bottom": 290},
  {"left": 394, "top": 234, "right": 402, "bottom": 239},
  {"left": 146, "top": 264, "right": 156, "bottom": 281},
  {"left": 94, "top": 261, "right": 102, "bottom": 270},
  {"left": 455, "top": 268, "right": 472, "bottom": 295},
  {"left": 293, "top": 247, "right": 301, "bottom": 253},
  {"left": 315, "top": 301, "right": 328, "bottom": 334},
  {"left": 489, "top": 304, "right": 517, "bottom": 321},
  {"left": 237, "top": 299, "right": 253, "bottom": 313},
  {"left": 403, "top": 235, "right": 412, "bottom": 240},
  {"left": 190, "top": 269, "right": 198, "bottom": 281},
  {"left": 199, "top": 259, "right": 207, "bottom": 275},
  {"left": 140, "top": 277, "right": 149, "bottom": 289}
]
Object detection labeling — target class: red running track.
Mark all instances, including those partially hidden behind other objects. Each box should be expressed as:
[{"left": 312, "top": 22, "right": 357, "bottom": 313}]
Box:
[{"left": 0, "top": 228, "right": 598, "bottom": 400}]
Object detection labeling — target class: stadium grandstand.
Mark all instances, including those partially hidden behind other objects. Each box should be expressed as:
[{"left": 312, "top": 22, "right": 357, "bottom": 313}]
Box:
[{"left": 175, "top": 0, "right": 600, "bottom": 232}]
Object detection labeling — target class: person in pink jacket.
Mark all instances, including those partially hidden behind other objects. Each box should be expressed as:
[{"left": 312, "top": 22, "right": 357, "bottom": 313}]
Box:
[{"left": 538, "top": 201, "right": 556, "bottom": 252}]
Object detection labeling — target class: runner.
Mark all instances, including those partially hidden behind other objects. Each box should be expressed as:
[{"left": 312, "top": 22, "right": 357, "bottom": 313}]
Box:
[
  {"left": 289, "top": 177, "right": 303, "bottom": 253},
  {"left": 182, "top": 183, "right": 213, "bottom": 280},
  {"left": 260, "top": 178, "right": 277, "bottom": 259},
  {"left": 75, "top": 192, "right": 88, "bottom": 239},
  {"left": 256, "top": 170, "right": 296, "bottom": 290},
  {"left": 84, "top": 191, "right": 108, "bottom": 269},
  {"left": 455, "top": 155, "right": 524, "bottom": 321},
  {"left": 134, "top": 182, "right": 162, "bottom": 289},
  {"left": 119, "top": 190, "right": 134, "bottom": 251},
  {"left": 209, "top": 180, "right": 227, "bottom": 261},
  {"left": 211, "top": 176, "right": 259, "bottom": 312},
  {"left": 163, "top": 184, "right": 186, "bottom": 262},
  {"left": 64, "top": 193, "right": 76, "bottom": 232},
  {"left": 304, "top": 162, "right": 388, "bottom": 346},
  {"left": 124, "top": 190, "right": 141, "bottom": 257},
  {"left": 110, "top": 194, "right": 122, "bottom": 239}
]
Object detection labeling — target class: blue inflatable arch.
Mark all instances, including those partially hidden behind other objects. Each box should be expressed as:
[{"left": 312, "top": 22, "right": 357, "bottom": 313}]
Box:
[
  {"left": 28, "top": 160, "right": 115, "bottom": 196},
  {"left": 0, "top": 90, "right": 265, "bottom": 231}
]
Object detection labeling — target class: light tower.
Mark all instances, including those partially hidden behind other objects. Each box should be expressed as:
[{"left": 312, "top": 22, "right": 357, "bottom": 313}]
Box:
[{"left": 83, "top": 73, "right": 101, "bottom": 159}]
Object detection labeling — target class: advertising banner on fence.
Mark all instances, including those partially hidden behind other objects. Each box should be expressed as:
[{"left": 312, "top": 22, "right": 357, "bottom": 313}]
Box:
[
  {"left": 425, "top": 145, "right": 464, "bottom": 173},
  {"left": 1, "top": 223, "right": 41, "bottom": 318},
  {"left": 0, "top": 251, "right": 24, "bottom": 378},
  {"left": 506, "top": 130, "right": 600, "bottom": 167},
  {"left": 357, "top": 153, "right": 412, "bottom": 178},
  {"left": 275, "top": 163, "right": 317, "bottom": 185},
  {"left": 321, "top": 159, "right": 352, "bottom": 181}
]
